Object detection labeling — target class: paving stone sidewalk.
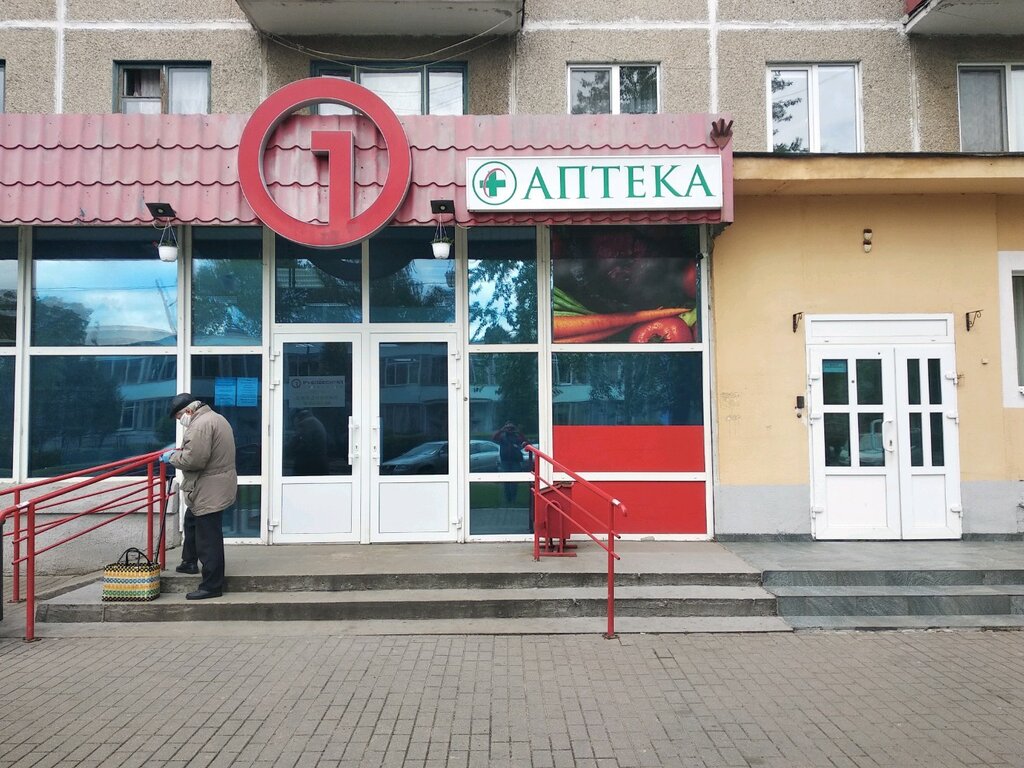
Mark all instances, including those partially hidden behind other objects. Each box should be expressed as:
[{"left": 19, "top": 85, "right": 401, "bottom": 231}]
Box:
[{"left": 2, "top": 629, "right": 1024, "bottom": 768}]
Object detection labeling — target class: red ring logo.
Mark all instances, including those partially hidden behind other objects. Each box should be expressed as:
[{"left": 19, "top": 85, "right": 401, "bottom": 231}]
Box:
[{"left": 238, "top": 78, "right": 412, "bottom": 248}]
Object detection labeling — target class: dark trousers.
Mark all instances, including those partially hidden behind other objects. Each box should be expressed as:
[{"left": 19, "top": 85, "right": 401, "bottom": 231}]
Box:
[{"left": 181, "top": 507, "right": 227, "bottom": 593}]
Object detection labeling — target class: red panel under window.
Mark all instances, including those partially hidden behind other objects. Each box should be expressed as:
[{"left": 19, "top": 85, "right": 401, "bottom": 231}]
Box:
[
  {"left": 552, "top": 425, "right": 704, "bottom": 472},
  {"left": 567, "top": 481, "right": 706, "bottom": 535}
]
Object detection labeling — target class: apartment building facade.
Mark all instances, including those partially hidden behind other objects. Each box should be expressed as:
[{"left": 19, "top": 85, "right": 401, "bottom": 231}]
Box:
[{"left": 1, "top": 0, "right": 1023, "bottom": 559}]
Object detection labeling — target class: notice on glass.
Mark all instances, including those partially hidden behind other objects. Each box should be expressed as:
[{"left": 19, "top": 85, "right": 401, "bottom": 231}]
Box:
[
  {"left": 214, "top": 377, "right": 237, "bottom": 407},
  {"left": 288, "top": 376, "right": 346, "bottom": 409},
  {"left": 237, "top": 377, "right": 259, "bottom": 407}
]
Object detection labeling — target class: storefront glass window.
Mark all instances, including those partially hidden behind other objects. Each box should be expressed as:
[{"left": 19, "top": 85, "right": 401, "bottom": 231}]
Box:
[
  {"left": 0, "top": 357, "right": 13, "bottom": 476},
  {"left": 190, "top": 355, "right": 262, "bottom": 476},
  {"left": 192, "top": 228, "right": 262, "bottom": 345},
  {"left": 282, "top": 341, "right": 352, "bottom": 477},
  {"left": 369, "top": 228, "right": 455, "bottom": 323},
  {"left": 275, "top": 237, "right": 362, "bottom": 324},
  {"left": 469, "top": 482, "right": 532, "bottom": 535},
  {"left": 551, "top": 226, "right": 700, "bottom": 344},
  {"left": 552, "top": 352, "right": 703, "bottom": 426},
  {"left": 0, "top": 229, "right": 16, "bottom": 346},
  {"left": 32, "top": 229, "right": 177, "bottom": 347},
  {"left": 223, "top": 484, "right": 261, "bottom": 538},
  {"left": 28, "top": 355, "right": 176, "bottom": 476},
  {"left": 468, "top": 228, "right": 537, "bottom": 344},
  {"left": 469, "top": 353, "right": 539, "bottom": 471}
]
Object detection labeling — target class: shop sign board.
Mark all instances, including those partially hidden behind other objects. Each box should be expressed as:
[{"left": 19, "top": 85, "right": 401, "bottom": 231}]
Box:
[
  {"left": 466, "top": 155, "right": 723, "bottom": 212},
  {"left": 238, "top": 78, "right": 412, "bottom": 249},
  {"left": 288, "top": 376, "right": 347, "bottom": 409}
]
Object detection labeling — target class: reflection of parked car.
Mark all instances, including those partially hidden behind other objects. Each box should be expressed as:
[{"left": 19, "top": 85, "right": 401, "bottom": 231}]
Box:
[{"left": 380, "top": 440, "right": 503, "bottom": 474}]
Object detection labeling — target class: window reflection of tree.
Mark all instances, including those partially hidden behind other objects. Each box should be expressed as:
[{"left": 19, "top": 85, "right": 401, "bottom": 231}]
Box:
[
  {"left": 469, "top": 257, "right": 537, "bottom": 344},
  {"left": 192, "top": 257, "right": 261, "bottom": 342},
  {"left": 771, "top": 71, "right": 808, "bottom": 154}
]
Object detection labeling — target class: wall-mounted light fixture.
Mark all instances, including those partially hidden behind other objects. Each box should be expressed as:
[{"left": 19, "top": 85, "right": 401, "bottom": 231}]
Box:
[
  {"left": 862, "top": 228, "right": 873, "bottom": 253},
  {"left": 146, "top": 201, "right": 178, "bottom": 262},
  {"left": 965, "top": 309, "right": 983, "bottom": 332},
  {"left": 429, "top": 199, "right": 455, "bottom": 259}
]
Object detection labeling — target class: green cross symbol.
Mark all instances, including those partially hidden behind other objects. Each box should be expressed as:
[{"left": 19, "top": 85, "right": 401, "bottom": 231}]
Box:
[{"left": 479, "top": 170, "right": 507, "bottom": 198}]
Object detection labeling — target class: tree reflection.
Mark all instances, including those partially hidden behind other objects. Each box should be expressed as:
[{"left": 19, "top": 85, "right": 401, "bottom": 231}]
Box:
[
  {"left": 192, "top": 258, "right": 261, "bottom": 342},
  {"left": 469, "top": 259, "right": 538, "bottom": 343},
  {"left": 771, "top": 71, "right": 807, "bottom": 154}
]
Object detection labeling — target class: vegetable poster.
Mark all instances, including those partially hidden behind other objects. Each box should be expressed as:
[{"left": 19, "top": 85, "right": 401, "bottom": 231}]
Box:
[{"left": 551, "top": 226, "right": 700, "bottom": 344}]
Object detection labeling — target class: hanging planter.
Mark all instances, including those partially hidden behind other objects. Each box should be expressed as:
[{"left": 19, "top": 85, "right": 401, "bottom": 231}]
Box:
[
  {"left": 430, "top": 217, "right": 453, "bottom": 259},
  {"left": 155, "top": 221, "right": 179, "bottom": 262}
]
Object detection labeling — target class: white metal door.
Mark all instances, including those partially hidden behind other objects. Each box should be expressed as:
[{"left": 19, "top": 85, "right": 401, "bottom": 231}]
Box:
[
  {"left": 271, "top": 334, "right": 361, "bottom": 543},
  {"left": 809, "top": 346, "right": 901, "bottom": 539},
  {"left": 369, "top": 333, "right": 459, "bottom": 542},
  {"left": 894, "top": 345, "right": 962, "bottom": 539},
  {"left": 809, "top": 344, "right": 962, "bottom": 540}
]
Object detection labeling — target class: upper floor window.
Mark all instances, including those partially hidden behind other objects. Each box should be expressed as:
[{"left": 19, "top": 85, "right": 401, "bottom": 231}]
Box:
[
  {"left": 568, "top": 65, "right": 658, "bottom": 115},
  {"left": 959, "top": 65, "right": 1024, "bottom": 152},
  {"left": 769, "top": 64, "right": 860, "bottom": 153},
  {"left": 116, "top": 63, "right": 210, "bottom": 115},
  {"left": 0, "top": 62, "right": 5, "bottom": 112},
  {"left": 313, "top": 62, "right": 465, "bottom": 116}
]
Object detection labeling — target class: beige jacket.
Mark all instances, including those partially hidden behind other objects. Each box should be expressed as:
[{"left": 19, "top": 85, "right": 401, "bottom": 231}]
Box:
[{"left": 169, "top": 404, "right": 238, "bottom": 516}]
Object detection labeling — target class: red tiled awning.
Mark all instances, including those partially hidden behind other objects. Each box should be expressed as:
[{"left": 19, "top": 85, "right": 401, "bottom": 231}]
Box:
[{"left": 0, "top": 112, "right": 733, "bottom": 228}]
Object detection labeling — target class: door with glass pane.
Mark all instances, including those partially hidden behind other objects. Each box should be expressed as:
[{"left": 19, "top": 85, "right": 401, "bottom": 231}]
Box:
[
  {"left": 370, "top": 334, "right": 458, "bottom": 542},
  {"left": 271, "top": 335, "right": 360, "bottom": 543},
  {"left": 809, "top": 345, "right": 961, "bottom": 540}
]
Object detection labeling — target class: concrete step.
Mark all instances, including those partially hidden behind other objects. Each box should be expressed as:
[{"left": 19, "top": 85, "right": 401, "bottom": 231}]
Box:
[
  {"left": 772, "top": 584, "right": 1024, "bottom": 616},
  {"left": 37, "top": 583, "right": 778, "bottom": 624},
  {"left": 160, "top": 570, "right": 763, "bottom": 592},
  {"left": 787, "top": 614, "right": 1024, "bottom": 631},
  {"left": 763, "top": 569, "right": 1024, "bottom": 587}
]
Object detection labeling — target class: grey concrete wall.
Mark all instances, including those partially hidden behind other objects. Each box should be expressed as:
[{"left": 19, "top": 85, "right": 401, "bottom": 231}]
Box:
[
  {"left": 62, "top": 29, "right": 263, "bottom": 114},
  {"left": 716, "top": 0, "right": 901, "bottom": 22},
  {"left": 2, "top": 0, "right": 55, "bottom": 20},
  {"left": 68, "top": 0, "right": 248, "bottom": 21},
  {"left": 714, "top": 484, "right": 812, "bottom": 536},
  {"left": 515, "top": 30, "right": 710, "bottom": 115},
  {"left": 912, "top": 36, "right": 1024, "bottom": 153},
  {"left": 717, "top": 29, "right": 914, "bottom": 152},
  {"left": 961, "top": 480, "right": 1024, "bottom": 535},
  {"left": 0, "top": 29, "right": 58, "bottom": 113},
  {"left": 264, "top": 35, "right": 513, "bottom": 115},
  {"left": 524, "top": 0, "right": 707, "bottom": 23}
]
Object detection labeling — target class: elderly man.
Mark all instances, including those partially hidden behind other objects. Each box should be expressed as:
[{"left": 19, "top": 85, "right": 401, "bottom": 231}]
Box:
[{"left": 161, "top": 393, "right": 237, "bottom": 600}]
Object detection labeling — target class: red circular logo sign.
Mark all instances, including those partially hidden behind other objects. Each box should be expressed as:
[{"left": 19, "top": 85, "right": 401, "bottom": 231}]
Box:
[{"left": 238, "top": 78, "right": 412, "bottom": 248}]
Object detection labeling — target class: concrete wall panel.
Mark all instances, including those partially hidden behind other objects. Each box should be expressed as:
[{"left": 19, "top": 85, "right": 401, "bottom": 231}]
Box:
[
  {"left": 61, "top": 30, "right": 262, "bottom": 114},
  {"left": 515, "top": 30, "right": 710, "bottom": 115},
  {"left": 263, "top": 36, "right": 512, "bottom": 115},
  {"left": 717, "top": 0, "right": 900, "bottom": 23},
  {"left": 0, "top": 29, "right": 58, "bottom": 113},
  {"left": 68, "top": 0, "right": 248, "bottom": 21},
  {"left": 912, "top": 37, "right": 1024, "bottom": 153},
  {"left": 714, "top": 484, "right": 812, "bottom": 536},
  {"left": 961, "top": 481, "right": 1024, "bottom": 534},
  {"left": 1, "top": 0, "right": 55, "bottom": 21},
  {"left": 717, "top": 30, "right": 913, "bottom": 152},
  {"left": 524, "top": 0, "right": 707, "bottom": 23}
]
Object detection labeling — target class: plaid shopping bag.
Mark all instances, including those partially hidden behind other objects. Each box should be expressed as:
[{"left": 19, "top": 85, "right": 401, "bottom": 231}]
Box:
[{"left": 101, "top": 547, "right": 161, "bottom": 602}]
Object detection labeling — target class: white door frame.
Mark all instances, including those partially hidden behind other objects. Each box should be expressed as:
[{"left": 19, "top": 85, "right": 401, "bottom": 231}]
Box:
[{"left": 806, "top": 314, "right": 962, "bottom": 540}]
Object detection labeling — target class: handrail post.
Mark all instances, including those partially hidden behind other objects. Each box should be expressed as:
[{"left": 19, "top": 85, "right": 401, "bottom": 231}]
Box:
[
  {"left": 158, "top": 461, "right": 167, "bottom": 570},
  {"left": 25, "top": 501, "right": 37, "bottom": 642},
  {"left": 11, "top": 489, "right": 21, "bottom": 603},
  {"left": 146, "top": 461, "right": 154, "bottom": 561},
  {"left": 606, "top": 499, "right": 616, "bottom": 639},
  {"left": 532, "top": 460, "right": 540, "bottom": 562}
]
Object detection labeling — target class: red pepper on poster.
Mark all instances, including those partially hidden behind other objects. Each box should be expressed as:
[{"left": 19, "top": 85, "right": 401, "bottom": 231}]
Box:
[{"left": 628, "top": 317, "right": 694, "bottom": 343}]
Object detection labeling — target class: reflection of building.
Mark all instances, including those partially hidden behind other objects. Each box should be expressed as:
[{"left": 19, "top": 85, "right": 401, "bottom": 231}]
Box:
[{"left": 1, "top": 1, "right": 1023, "bottom": 552}]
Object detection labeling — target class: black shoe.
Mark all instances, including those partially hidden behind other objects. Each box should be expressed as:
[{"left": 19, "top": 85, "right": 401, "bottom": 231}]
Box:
[
  {"left": 185, "top": 589, "right": 222, "bottom": 600},
  {"left": 175, "top": 562, "right": 199, "bottom": 574}
]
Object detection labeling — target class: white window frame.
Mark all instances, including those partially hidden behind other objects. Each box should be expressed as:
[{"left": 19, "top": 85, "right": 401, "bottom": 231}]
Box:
[
  {"left": 115, "top": 62, "right": 211, "bottom": 115},
  {"left": 957, "top": 64, "right": 1024, "bottom": 152},
  {"left": 765, "top": 63, "right": 863, "bottom": 153},
  {"left": 566, "top": 64, "right": 661, "bottom": 115},
  {"left": 997, "top": 251, "right": 1024, "bottom": 407},
  {"left": 0, "top": 62, "right": 5, "bottom": 113}
]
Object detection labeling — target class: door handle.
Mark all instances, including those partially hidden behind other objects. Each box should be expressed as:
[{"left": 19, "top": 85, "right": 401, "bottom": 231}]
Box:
[
  {"left": 882, "top": 419, "right": 895, "bottom": 453},
  {"left": 348, "top": 417, "right": 359, "bottom": 465},
  {"left": 371, "top": 418, "right": 381, "bottom": 463}
]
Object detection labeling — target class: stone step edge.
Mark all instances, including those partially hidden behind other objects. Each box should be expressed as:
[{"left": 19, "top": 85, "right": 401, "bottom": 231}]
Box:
[
  {"left": 763, "top": 569, "right": 1024, "bottom": 587},
  {"left": 770, "top": 585, "right": 1024, "bottom": 597},
  {"left": 787, "top": 614, "right": 1024, "bottom": 631}
]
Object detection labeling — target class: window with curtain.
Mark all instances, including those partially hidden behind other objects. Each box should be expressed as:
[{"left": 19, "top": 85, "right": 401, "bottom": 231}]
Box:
[
  {"left": 568, "top": 65, "right": 658, "bottom": 115},
  {"left": 116, "top": 63, "right": 210, "bottom": 114},
  {"left": 312, "top": 61, "right": 466, "bottom": 116},
  {"left": 959, "top": 65, "right": 1024, "bottom": 152}
]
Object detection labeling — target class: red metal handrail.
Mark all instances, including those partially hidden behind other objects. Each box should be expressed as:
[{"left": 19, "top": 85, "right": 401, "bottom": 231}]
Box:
[
  {"left": 0, "top": 450, "right": 170, "bottom": 642},
  {"left": 524, "top": 444, "right": 627, "bottom": 639}
]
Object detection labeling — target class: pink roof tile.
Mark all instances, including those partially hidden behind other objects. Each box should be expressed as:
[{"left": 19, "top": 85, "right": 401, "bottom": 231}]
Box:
[{"left": 0, "top": 112, "right": 733, "bottom": 228}]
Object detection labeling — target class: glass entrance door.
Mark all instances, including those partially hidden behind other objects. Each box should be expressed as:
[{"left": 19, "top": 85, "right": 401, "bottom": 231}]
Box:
[
  {"left": 271, "top": 335, "right": 361, "bottom": 542},
  {"left": 370, "top": 334, "right": 458, "bottom": 542}
]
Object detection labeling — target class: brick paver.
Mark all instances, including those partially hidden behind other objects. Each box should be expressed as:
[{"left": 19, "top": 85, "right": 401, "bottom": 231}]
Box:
[{"left": 1, "top": 631, "right": 1023, "bottom": 767}]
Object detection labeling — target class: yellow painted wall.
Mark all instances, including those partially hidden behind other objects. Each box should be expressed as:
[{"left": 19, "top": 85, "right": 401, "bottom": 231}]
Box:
[{"left": 711, "top": 193, "right": 1024, "bottom": 486}]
